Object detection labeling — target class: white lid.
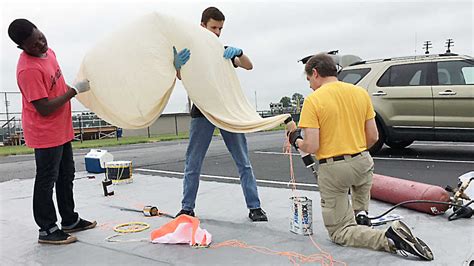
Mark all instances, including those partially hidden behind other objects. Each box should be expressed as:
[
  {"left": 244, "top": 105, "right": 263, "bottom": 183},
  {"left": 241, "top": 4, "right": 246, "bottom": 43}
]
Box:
[{"left": 105, "top": 161, "right": 132, "bottom": 166}]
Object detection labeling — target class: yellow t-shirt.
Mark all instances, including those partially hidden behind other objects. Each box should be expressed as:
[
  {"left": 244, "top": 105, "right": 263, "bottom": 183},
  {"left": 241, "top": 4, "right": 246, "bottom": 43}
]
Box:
[{"left": 298, "top": 81, "right": 375, "bottom": 160}]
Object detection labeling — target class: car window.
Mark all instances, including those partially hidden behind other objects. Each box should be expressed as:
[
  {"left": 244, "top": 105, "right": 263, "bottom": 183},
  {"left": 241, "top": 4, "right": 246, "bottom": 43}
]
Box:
[
  {"left": 436, "top": 60, "right": 474, "bottom": 85},
  {"left": 409, "top": 70, "right": 422, "bottom": 85},
  {"left": 338, "top": 68, "right": 370, "bottom": 85},
  {"left": 377, "top": 63, "right": 430, "bottom": 87}
]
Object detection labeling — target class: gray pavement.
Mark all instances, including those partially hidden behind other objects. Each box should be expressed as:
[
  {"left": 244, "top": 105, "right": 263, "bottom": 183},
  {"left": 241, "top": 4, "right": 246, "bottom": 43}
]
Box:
[
  {"left": 1, "top": 171, "right": 473, "bottom": 265},
  {"left": 2, "top": 131, "right": 473, "bottom": 189}
]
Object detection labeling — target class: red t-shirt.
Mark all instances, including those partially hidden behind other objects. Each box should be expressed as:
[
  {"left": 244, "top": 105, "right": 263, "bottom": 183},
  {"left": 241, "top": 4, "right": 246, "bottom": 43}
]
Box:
[{"left": 16, "top": 48, "right": 74, "bottom": 148}]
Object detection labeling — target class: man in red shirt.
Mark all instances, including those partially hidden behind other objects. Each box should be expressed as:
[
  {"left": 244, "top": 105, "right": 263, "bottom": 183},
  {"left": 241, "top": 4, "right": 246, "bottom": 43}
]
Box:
[{"left": 8, "top": 19, "right": 96, "bottom": 245}]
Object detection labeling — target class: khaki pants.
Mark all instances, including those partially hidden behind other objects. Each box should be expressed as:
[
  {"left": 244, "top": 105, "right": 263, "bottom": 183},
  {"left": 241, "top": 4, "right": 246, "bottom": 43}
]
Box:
[{"left": 318, "top": 152, "right": 391, "bottom": 252}]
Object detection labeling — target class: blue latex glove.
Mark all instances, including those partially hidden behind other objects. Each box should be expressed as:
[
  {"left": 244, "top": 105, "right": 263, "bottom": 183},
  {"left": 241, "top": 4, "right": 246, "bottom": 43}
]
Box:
[
  {"left": 223, "top": 46, "right": 243, "bottom": 59},
  {"left": 173, "top": 46, "right": 190, "bottom": 70}
]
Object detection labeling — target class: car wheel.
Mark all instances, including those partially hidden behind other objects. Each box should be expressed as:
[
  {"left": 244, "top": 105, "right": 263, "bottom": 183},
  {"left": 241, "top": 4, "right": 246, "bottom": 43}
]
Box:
[
  {"left": 385, "top": 140, "right": 414, "bottom": 149},
  {"left": 368, "top": 120, "right": 385, "bottom": 155}
]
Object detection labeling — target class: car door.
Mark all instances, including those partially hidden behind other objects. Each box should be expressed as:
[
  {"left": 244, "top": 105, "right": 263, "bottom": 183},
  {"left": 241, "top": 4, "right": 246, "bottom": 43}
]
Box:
[
  {"left": 371, "top": 62, "right": 434, "bottom": 133},
  {"left": 432, "top": 59, "right": 474, "bottom": 138}
]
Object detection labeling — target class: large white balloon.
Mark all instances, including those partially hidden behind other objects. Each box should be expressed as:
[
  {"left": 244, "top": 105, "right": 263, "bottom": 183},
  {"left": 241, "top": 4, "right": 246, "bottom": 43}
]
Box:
[{"left": 76, "top": 12, "right": 289, "bottom": 132}]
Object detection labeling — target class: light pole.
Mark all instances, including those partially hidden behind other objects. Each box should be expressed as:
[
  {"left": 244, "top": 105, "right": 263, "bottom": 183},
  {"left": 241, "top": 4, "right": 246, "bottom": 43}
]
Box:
[
  {"left": 4, "top": 93, "right": 10, "bottom": 138},
  {"left": 254, "top": 90, "right": 258, "bottom": 111}
]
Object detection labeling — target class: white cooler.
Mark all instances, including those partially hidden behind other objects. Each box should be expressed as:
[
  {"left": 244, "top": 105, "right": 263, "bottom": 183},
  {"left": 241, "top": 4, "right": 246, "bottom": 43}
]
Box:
[{"left": 85, "top": 149, "right": 113, "bottom": 173}]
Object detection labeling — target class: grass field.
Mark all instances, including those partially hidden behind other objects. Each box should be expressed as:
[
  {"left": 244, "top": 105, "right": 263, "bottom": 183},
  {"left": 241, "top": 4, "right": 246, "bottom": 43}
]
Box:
[
  {"left": 0, "top": 133, "right": 190, "bottom": 156},
  {"left": 0, "top": 125, "right": 285, "bottom": 156}
]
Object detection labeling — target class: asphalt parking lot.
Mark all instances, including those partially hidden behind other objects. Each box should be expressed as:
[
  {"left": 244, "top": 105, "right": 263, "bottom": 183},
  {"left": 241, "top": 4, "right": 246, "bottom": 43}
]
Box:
[{"left": 1, "top": 131, "right": 473, "bottom": 189}]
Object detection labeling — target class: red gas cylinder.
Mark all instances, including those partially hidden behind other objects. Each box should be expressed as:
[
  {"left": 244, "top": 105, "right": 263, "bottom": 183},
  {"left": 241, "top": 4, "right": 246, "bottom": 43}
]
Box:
[{"left": 371, "top": 174, "right": 450, "bottom": 215}]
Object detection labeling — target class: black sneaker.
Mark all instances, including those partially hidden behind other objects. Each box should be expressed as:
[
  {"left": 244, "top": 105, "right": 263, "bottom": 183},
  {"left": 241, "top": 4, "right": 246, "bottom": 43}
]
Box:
[
  {"left": 355, "top": 211, "right": 372, "bottom": 226},
  {"left": 175, "top": 209, "right": 195, "bottom": 218},
  {"left": 249, "top": 208, "right": 268, "bottom": 222},
  {"left": 385, "top": 221, "right": 434, "bottom": 261},
  {"left": 62, "top": 218, "right": 97, "bottom": 233},
  {"left": 38, "top": 229, "right": 77, "bottom": 245}
]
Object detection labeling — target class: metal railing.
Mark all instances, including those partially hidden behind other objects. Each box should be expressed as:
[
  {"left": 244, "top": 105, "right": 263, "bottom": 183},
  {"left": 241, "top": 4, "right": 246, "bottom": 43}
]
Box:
[
  {"left": 0, "top": 112, "right": 120, "bottom": 146},
  {"left": 0, "top": 91, "right": 122, "bottom": 145}
]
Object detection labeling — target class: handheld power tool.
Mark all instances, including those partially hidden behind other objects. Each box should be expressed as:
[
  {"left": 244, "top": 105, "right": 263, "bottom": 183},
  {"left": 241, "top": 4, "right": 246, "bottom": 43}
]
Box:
[{"left": 285, "top": 118, "right": 318, "bottom": 181}]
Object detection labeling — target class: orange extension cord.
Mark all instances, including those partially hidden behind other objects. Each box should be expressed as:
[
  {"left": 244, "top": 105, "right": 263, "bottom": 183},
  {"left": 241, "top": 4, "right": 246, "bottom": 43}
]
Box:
[
  {"left": 210, "top": 137, "right": 346, "bottom": 266},
  {"left": 105, "top": 136, "right": 347, "bottom": 264}
]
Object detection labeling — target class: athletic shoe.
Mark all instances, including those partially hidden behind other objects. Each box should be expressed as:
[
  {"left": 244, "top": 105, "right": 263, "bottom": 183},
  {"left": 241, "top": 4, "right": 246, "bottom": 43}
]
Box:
[
  {"left": 385, "top": 220, "right": 434, "bottom": 260},
  {"left": 249, "top": 208, "right": 268, "bottom": 222},
  {"left": 62, "top": 218, "right": 97, "bottom": 233},
  {"left": 175, "top": 209, "right": 195, "bottom": 218},
  {"left": 38, "top": 229, "right": 77, "bottom": 245}
]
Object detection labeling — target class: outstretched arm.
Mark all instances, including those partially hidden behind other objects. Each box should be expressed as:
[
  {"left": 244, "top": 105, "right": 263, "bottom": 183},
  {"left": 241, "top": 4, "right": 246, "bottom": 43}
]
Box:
[
  {"left": 32, "top": 79, "right": 90, "bottom": 116},
  {"left": 223, "top": 46, "right": 253, "bottom": 70},
  {"left": 233, "top": 54, "right": 253, "bottom": 70},
  {"left": 289, "top": 127, "right": 319, "bottom": 154},
  {"left": 173, "top": 46, "right": 190, "bottom": 80}
]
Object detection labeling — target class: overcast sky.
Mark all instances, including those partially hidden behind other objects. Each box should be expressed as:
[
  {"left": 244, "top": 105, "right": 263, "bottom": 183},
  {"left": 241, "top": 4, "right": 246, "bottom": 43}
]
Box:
[{"left": 1, "top": 0, "right": 473, "bottom": 119}]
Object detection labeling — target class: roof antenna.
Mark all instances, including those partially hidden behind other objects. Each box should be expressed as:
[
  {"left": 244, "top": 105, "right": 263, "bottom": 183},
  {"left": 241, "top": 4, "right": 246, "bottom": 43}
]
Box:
[
  {"left": 423, "top": 41, "right": 432, "bottom": 54},
  {"left": 445, "top": 38, "right": 454, "bottom": 53}
]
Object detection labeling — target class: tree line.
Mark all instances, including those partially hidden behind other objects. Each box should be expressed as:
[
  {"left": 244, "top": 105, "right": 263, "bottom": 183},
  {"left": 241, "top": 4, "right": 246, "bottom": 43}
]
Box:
[{"left": 279, "top": 93, "right": 304, "bottom": 107}]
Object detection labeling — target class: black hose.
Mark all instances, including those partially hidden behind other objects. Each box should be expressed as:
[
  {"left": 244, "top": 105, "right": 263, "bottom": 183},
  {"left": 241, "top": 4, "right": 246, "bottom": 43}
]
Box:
[
  {"left": 448, "top": 200, "right": 474, "bottom": 221},
  {"left": 369, "top": 199, "right": 468, "bottom": 220}
]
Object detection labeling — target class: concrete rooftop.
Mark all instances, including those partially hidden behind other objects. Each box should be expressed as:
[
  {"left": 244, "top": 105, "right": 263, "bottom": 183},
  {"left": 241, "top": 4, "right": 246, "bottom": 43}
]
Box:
[{"left": 1, "top": 171, "right": 473, "bottom": 265}]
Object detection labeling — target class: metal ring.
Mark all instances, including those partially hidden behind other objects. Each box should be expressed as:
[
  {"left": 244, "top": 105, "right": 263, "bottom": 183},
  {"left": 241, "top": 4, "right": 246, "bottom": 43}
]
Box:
[{"left": 113, "top": 222, "right": 150, "bottom": 233}]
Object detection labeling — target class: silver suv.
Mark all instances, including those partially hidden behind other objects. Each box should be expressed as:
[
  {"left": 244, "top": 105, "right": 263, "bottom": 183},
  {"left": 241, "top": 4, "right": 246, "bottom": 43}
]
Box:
[{"left": 337, "top": 53, "right": 474, "bottom": 154}]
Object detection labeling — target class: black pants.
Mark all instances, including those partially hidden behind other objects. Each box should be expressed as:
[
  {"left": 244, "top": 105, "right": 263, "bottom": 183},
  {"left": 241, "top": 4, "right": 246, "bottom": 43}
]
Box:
[{"left": 33, "top": 142, "right": 78, "bottom": 232}]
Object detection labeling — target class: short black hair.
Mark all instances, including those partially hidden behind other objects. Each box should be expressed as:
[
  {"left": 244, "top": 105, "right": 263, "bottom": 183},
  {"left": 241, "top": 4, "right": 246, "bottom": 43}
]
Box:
[
  {"left": 8, "top": 19, "right": 37, "bottom": 46},
  {"left": 305, "top": 53, "right": 338, "bottom": 77},
  {"left": 201, "top": 7, "right": 225, "bottom": 24}
]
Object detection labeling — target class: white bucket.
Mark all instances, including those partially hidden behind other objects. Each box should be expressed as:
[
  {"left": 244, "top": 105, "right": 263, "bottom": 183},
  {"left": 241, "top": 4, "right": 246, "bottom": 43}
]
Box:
[{"left": 289, "top": 196, "right": 313, "bottom": 235}]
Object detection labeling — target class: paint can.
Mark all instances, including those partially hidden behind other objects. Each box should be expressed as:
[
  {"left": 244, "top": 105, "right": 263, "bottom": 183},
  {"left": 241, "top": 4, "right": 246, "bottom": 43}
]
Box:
[
  {"left": 102, "top": 179, "right": 114, "bottom": 196},
  {"left": 289, "top": 196, "right": 313, "bottom": 235},
  {"left": 143, "top": 206, "right": 159, "bottom": 216}
]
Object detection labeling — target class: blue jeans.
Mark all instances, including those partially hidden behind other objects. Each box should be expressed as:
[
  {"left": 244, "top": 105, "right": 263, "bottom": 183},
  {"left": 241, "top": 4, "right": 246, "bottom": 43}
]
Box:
[{"left": 181, "top": 117, "right": 261, "bottom": 210}]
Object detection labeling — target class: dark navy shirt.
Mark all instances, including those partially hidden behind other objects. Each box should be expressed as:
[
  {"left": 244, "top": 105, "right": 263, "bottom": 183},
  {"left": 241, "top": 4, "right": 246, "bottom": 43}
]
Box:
[{"left": 190, "top": 46, "right": 239, "bottom": 118}]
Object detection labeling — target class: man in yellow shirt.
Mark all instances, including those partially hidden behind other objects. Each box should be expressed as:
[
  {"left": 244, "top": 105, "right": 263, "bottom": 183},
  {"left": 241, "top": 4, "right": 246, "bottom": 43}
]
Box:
[{"left": 288, "top": 53, "right": 433, "bottom": 260}]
